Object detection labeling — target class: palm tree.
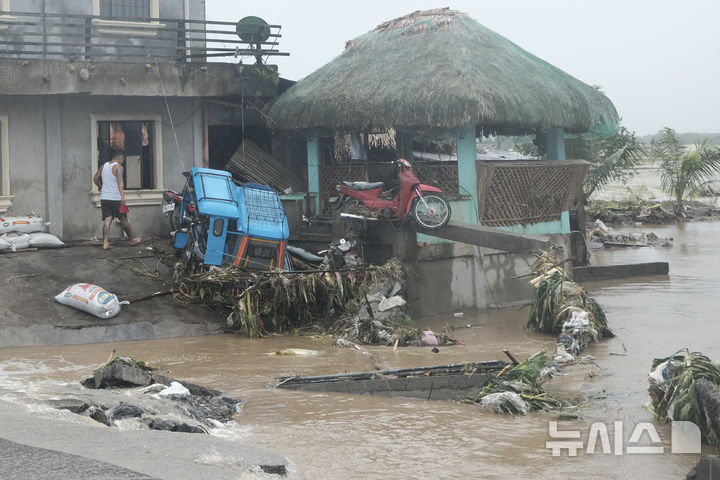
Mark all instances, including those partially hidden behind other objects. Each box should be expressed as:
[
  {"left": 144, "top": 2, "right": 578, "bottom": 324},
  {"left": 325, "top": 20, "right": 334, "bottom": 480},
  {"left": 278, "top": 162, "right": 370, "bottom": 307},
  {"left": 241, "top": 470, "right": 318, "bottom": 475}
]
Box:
[
  {"left": 651, "top": 127, "right": 720, "bottom": 216},
  {"left": 575, "top": 126, "right": 648, "bottom": 199}
]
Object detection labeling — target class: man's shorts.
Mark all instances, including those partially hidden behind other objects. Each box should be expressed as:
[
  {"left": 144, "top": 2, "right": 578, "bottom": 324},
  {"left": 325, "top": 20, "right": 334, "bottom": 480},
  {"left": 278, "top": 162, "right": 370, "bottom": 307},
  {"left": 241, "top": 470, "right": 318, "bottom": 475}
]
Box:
[{"left": 100, "top": 200, "right": 127, "bottom": 221}]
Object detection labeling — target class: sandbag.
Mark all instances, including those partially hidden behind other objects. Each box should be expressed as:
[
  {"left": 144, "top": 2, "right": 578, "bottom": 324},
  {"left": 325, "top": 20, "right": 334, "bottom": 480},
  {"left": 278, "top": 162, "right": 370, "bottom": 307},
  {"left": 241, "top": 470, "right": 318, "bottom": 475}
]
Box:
[
  {"left": 0, "top": 215, "right": 44, "bottom": 234},
  {"left": 0, "top": 232, "right": 31, "bottom": 252},
  {"left": 0, "top": 236, "right": 10, "bottom": 251},
  {"left": 54, "top": 283, "right": 126, "bottom": 319},
  {"left": 29, "top": 232, "right": 65, "bottom": 248}
]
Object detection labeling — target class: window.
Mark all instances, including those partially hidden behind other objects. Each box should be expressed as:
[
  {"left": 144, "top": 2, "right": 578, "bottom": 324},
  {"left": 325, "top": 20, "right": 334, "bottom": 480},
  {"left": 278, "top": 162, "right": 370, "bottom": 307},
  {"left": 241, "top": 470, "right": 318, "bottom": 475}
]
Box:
[
  {"left": 91, "top": 0, "right": 163, "bottom": 36},
  {"left": 0, "top": 114, "right": 12, "bottom": 212},
  {"left": 100, "top": 0, "right": 151, "bottom": 21},
  {"left": 90, "top": 115, "right": 164, "bottom": 206},
  {"left": 0, "top": 0, "right": 16, "bottom": 32}
]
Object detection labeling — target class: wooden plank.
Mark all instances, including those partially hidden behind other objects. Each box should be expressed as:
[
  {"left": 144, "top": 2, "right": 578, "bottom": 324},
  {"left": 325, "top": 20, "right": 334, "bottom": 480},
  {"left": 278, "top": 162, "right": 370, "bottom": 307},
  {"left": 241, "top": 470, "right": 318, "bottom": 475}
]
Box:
[{"left": 419, "top": 221, "right": 550, "bottom": 254}]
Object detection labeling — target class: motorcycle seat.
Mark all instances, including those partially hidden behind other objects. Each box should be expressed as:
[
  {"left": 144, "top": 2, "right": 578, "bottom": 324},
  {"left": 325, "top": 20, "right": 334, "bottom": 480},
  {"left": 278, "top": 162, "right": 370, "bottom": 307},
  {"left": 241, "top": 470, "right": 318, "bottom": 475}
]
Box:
[{"left": 341, "top": 181, "right": 385, "bottom": 190}]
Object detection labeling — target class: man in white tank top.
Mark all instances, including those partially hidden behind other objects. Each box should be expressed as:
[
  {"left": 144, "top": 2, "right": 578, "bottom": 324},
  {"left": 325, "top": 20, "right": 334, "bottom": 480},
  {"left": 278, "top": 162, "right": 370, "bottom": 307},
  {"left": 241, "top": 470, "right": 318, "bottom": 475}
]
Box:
[{"left": 93, "top": 151, "right": 142, "bottom": 250}]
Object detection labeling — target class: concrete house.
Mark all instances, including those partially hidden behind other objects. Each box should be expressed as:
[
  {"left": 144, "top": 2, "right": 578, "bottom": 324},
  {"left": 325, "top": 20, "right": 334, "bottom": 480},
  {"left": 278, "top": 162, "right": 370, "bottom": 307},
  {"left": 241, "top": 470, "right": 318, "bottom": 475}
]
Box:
[{"left": 0, "top": 0, "right": 286, "bottom": 240}]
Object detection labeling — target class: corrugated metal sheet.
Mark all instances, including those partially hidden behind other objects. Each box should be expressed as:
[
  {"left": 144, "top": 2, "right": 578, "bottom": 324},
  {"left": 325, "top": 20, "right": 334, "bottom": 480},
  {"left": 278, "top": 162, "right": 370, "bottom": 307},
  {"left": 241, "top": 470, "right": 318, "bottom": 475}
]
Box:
[{"left": 224, "top": 140, "right": 305, "bottom": 193}]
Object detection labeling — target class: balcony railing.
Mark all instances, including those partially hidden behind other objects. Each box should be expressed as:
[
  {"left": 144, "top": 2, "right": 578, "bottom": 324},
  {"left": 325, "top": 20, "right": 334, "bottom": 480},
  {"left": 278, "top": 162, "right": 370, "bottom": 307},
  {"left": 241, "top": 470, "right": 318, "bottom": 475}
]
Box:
[{"left": 0, "top": 11, "right": 288, "bottom": 63}]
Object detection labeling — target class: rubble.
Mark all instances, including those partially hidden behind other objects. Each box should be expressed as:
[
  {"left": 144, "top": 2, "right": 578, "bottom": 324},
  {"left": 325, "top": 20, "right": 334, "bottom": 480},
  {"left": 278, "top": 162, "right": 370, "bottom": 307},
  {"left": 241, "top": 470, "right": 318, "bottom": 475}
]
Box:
[
  {"left": 589, "top": 219, "right": 673, "bottom": 248},
  {"left": 58, "top": 356, "right": 243, "bottom": 432}
]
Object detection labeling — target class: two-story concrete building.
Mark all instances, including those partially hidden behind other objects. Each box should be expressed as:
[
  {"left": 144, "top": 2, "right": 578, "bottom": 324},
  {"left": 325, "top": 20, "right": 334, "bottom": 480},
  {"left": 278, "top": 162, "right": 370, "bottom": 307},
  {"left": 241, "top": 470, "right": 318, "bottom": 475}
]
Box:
[{"left": 0, "top": 0, "right": 286, "bottom": 240}]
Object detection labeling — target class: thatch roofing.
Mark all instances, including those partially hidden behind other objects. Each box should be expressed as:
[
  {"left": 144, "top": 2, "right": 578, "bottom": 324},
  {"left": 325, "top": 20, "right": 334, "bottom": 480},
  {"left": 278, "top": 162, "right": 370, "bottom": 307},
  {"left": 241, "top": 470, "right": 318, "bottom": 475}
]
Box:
[{"left": 269, "top": 8, "right": 619, "bottom": 135}]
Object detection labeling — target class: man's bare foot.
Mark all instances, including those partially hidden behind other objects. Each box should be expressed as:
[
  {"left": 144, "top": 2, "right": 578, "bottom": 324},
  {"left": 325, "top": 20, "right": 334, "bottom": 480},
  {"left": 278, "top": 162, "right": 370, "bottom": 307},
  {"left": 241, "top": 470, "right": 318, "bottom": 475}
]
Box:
[
  {"left": 130, "top": 236, "right": 142, "bottom": 246},
  {"left": 103, "top": 243, "right": 112, "bottom": 250}
]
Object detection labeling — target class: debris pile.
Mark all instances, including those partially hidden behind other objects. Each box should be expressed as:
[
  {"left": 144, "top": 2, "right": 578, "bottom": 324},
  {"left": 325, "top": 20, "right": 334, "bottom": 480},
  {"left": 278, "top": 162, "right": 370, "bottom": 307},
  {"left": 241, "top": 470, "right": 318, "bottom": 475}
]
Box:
[
  {"left": 526, "top": 253, "right": 614, "bottom": 360},
  {"left": 588, "top": 219, "right": 673, "bottom": 248},
  {"left": 646, "top": 349, "right": 720, "bottom": 446},
  {"left": 586, "top": 200, "right": 677, "bottom": 225},
  {"left": 473, "top": 351, "right": 569, "bottom": 415},
  {"left": 56, "top": 355, "right": 243, "bottom": 433},
  {"left": 174, "top": 257, "right": 408, "bottom": 339}
]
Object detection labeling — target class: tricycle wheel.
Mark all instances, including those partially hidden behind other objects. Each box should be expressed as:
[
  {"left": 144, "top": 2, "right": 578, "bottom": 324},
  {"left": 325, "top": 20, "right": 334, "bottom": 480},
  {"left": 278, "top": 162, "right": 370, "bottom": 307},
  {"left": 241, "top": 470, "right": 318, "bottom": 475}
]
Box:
[{"left": 411, "top": 193, "right": 451, "bottom": 230}]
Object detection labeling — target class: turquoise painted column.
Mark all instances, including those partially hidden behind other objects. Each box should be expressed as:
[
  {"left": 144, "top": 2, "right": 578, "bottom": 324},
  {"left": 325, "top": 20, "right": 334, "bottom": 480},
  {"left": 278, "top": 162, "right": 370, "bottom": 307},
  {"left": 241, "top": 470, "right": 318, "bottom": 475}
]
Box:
[
  {"left": 546, "top": 127, "right": 570, "bottom": 233},
  {"left": 307, "top": 136, "right": 320, "bottom": 214},
  {"left": 545, "top": 127, "right": 566, "bottom": 160},
  {"left": 457, "top": 127, "right": 479, "bottom": 224}
]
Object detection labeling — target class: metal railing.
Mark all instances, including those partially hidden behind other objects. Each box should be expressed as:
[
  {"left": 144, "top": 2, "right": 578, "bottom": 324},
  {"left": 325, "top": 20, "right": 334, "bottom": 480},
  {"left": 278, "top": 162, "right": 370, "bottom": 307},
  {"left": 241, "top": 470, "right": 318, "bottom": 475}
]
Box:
[{"left": 0, "top": 11, "right": 288, "bottom": 63}]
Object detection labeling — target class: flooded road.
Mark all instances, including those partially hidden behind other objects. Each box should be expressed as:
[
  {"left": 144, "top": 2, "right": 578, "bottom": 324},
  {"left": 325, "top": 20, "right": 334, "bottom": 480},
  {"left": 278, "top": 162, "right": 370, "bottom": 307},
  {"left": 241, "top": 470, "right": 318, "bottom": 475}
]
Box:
[{"left": 1, "top": 221, "right": 720, "bottom": 478}]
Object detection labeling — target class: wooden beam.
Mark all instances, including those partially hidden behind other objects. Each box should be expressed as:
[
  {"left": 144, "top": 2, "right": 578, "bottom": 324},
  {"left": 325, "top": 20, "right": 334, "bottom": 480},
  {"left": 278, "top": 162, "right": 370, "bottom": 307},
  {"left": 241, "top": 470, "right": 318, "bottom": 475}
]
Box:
[{"left": 419, "top": 221, "right": 550, "bottom": 254}]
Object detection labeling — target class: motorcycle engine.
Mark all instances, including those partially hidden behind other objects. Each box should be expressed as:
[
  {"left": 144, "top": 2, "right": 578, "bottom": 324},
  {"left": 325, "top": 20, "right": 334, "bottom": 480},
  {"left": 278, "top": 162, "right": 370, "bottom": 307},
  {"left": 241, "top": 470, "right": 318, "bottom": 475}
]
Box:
[{"left": 379, "top": 208, "right": 395, "bottom": 219}]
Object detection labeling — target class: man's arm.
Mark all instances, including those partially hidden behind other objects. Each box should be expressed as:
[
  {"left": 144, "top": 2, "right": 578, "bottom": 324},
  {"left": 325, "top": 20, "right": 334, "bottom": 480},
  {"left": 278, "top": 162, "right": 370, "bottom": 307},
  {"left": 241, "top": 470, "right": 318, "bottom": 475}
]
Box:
[
  {"left": 113, "top": 164, "right": 126, "bottom": 203},
  {"left": 93, "top": 164, "right": 103, "bottom": 188}
]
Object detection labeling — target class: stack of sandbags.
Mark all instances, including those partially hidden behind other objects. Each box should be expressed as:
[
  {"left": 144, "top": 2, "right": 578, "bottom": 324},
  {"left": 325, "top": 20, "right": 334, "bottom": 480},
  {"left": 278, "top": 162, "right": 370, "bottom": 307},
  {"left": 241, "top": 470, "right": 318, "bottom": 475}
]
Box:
[{"left": 0, "top": 214, "right": 63, "bottom": 251}]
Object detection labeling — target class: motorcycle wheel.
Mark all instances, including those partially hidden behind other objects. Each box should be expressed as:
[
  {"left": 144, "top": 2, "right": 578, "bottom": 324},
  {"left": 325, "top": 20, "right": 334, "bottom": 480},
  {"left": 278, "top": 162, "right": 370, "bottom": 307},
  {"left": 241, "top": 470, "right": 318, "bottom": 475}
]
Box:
[
  {"left": 183, "top": 227, "right": 206, "bottom": 275},
  {"left": 168, "top": 204, "right": 182, "bottom": 231},
  {"left": 411, "top": 193, "right": 451, "bottom": 230}
]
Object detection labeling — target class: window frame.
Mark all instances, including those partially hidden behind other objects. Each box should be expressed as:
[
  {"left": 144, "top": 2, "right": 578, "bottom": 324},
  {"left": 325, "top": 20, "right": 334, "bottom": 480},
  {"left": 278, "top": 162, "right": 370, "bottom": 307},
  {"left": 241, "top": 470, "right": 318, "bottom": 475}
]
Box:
[
  {"left": 0, "top": 114, "right": 12, "bottom": 212},
  {"left": 91, "top": 0, "right": 164, "bottom": 37},
  {"left": 90, "top": 114, "right": 164, "bottom": 207},
  {"left": 0, "top": 0, "right": 16, "bottom": 31}
]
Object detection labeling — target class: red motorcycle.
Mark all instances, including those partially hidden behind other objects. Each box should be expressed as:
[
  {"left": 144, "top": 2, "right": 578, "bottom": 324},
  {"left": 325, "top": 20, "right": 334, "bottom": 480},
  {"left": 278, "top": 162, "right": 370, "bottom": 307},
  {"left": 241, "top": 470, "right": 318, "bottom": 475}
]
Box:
[
  {"left": 162, "top": 172, "right": 198, "bottom": 231},
  {"left": 335, "top": 158, "right": 451, "bottom": 230}
]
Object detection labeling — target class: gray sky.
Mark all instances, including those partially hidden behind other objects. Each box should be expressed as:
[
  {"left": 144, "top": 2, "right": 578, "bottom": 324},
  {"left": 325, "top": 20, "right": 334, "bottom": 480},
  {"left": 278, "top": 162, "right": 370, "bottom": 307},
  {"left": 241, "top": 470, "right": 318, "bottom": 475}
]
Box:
[{"left": 206, "top": 0, "right": 719, "bottom": 136}]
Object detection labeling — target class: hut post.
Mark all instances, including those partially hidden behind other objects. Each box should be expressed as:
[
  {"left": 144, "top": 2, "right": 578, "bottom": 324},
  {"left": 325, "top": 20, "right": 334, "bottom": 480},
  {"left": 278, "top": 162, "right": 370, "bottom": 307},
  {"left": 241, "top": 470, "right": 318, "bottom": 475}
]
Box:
[
  {"left": 306, "top": 135, "right": 321, "bottom": 215},
  {"left": 545, "top": 127, "right": 566, "bottom": 161},
  {"left": 457, "top": 127, "right": 479, "bottom": 224},
  {"left": 544, "top": 127, "right": 571, "bottom": 232}
]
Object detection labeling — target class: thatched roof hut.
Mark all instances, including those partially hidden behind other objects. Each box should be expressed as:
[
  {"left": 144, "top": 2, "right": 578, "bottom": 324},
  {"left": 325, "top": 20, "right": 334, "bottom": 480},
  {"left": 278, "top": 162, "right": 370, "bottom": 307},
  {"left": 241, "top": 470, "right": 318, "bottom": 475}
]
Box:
[{"left": 270, "top": 8, "right": 618, "bottom": 135}]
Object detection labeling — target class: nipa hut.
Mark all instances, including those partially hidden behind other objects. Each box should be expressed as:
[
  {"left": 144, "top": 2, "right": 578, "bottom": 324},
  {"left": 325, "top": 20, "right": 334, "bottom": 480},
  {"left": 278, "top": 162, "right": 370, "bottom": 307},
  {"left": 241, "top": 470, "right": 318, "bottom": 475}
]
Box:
[
  {"left": 270, "top": 8, "right": 618, "bottom": 225},
  {"left": 271, "top": 8, "right": 617, "bottom": 136},
  {"left": 269, "top": 8, "right": 620, "bottom": 313}
]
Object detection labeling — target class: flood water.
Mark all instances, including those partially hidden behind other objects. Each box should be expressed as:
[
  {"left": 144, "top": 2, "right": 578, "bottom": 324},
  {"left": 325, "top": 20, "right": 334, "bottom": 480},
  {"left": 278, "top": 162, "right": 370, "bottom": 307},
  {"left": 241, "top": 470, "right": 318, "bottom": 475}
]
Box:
[{"left": 2, "top": 220, "right": 720, "bottom": 479}]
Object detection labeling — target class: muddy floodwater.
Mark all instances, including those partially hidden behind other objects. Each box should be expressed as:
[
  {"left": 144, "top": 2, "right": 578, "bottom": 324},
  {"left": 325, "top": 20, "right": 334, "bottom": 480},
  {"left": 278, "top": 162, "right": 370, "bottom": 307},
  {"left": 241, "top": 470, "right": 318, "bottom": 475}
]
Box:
[{"left": 2, "top": 221, "right": 720, "bottom": 479}]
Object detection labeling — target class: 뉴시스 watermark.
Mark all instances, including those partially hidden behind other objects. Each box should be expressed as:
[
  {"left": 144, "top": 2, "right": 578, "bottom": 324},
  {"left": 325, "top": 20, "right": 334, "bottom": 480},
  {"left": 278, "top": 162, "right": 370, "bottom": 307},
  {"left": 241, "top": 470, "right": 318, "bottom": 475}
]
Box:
[{"left": 546, "top": 420, "right": 702, "bottom": 456}]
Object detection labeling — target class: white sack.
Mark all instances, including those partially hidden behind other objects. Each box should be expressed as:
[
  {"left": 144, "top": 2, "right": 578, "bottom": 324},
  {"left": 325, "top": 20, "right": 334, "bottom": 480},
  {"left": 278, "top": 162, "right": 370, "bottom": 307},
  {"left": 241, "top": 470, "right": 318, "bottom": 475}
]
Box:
[
  {"left": 0, "top": 233, "right": 31, "bottom": 252},
  {"left": 54, "top": 283, "right": 125, "bottom": 319},
  {"left": 29, "top": 232, "right": 65, "bottom": 248},
  {"left": 0, "top": 215, "right": 44, "bottom": 234}
]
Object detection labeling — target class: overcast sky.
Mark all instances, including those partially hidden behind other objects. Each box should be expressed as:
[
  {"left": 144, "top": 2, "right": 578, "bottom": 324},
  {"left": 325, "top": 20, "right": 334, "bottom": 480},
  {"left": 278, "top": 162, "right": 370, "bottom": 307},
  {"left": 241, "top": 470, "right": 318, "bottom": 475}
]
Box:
[{"left": 206, "top": 0, "right": 719, "bottom": 136}]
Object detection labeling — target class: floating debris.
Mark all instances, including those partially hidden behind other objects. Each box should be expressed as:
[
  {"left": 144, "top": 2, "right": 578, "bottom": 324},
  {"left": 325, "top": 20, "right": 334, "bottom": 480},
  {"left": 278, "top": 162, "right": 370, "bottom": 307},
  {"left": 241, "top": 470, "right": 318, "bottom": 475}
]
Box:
[
  {"left": 473, "top": 351, "right": 569, "bottom": 415},
  {"left": 646, "top": 349, "right": 720, "bottom": 445},
  {"left": 526, "top": 252, "right": 614, "bottom": 357}
]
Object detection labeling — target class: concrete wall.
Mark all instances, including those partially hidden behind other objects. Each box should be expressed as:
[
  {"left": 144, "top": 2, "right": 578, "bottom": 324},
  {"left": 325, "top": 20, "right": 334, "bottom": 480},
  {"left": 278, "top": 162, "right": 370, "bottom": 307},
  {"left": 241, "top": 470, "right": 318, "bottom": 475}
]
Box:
[
  {"left": 1, "top": 94, "right": 202, "bottom": 240},
  {"left": 0, "top": 96, "right": 47, "bottom": 217},
  {"left": 407, "top": 234, "right": 570, "bottom": 316}
]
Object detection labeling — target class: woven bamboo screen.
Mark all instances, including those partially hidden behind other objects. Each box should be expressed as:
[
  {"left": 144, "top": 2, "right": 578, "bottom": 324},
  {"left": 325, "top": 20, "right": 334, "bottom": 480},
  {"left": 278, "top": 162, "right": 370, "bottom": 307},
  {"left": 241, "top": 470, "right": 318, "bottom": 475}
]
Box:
[
  {"left": 412, "top": 161, "right": 459, "bottom": 196},
  {"left": 319, "top": 163, "right": 369, "bottom": 213},
  {"left": 476, "top": 160, "right": 589, "bottom": 227}
]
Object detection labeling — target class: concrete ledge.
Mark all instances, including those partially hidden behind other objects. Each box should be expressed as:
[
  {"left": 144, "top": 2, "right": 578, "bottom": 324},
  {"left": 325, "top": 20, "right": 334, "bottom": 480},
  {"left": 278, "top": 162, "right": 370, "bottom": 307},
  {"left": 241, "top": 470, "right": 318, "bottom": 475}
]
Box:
[{"left": 573, "top": 262, "right": 669, "bottom": 282}]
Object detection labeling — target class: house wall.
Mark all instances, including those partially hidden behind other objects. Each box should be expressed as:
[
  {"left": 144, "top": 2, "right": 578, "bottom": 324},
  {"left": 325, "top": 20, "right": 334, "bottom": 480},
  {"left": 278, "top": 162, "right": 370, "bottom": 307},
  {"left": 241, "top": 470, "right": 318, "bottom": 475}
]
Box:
[
  {"left": 1, "top": 94, "right": 202, "bottom": 240},
  {"left": 0, "top": 96, "right": 47, "bottom": 217}
]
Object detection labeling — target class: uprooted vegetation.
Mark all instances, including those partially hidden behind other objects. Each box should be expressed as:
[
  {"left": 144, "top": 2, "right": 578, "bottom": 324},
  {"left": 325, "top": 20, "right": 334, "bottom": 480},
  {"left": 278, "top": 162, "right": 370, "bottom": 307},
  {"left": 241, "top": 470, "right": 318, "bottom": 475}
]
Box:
[
  {"left": 646, "top": 349, "right": 720, "bottom": 445},
  {"left": 473, "top": 351, "right": 572, "bottom": 415},
  {"left": 525, "top": 252, "right": 614, "bottom": 356},
  {"left": 172, "top": 257, "right": 442, "bottom": 344}
]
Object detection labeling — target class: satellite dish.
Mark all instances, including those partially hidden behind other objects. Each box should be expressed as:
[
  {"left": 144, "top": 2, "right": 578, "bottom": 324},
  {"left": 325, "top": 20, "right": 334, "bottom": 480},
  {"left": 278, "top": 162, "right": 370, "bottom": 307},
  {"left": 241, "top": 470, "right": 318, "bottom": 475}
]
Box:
[{"left": 236, "top": 16, "right": 270, "bottom": 44}]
